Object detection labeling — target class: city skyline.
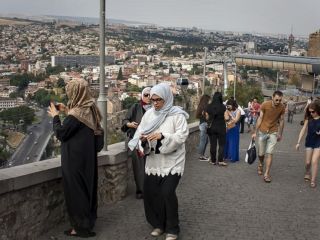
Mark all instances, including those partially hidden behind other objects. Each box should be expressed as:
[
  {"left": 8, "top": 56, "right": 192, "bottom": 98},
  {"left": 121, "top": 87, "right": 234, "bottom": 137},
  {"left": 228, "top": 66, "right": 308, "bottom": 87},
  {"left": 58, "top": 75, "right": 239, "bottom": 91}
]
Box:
[{"left": 0, "top": 0, "right": 319, "bottom": 36}]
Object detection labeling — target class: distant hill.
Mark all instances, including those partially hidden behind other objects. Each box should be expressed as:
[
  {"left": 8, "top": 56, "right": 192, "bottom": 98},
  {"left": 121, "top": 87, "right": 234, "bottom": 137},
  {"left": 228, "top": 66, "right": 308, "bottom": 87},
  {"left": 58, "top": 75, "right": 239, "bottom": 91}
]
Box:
[
  {"left": 0, "top": 17, "right": 35, "bottom": 25},
  {"left": 0, "top": 13, "right": 151, "bottom": 26}
]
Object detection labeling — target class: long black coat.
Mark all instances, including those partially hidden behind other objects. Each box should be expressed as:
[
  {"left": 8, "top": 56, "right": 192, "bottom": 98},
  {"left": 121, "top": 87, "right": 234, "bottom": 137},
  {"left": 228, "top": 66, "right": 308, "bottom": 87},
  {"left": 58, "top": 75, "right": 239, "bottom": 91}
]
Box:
[{"left": 53, "top": 115, "right": 97, "bottom": 231}]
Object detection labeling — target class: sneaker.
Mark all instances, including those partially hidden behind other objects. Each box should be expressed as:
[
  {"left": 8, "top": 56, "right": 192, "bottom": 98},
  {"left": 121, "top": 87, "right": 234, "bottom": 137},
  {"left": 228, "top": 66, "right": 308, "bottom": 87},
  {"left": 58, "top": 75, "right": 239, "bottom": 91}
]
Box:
[
  {"left": 199, "top": 156, "right": 209, "bottom": 161},
  {"left": 150, "top": 228, "right": 163, "bottom": 237},
  {"left": 166, "top": 233, "right": 178, "bottom": 240}
]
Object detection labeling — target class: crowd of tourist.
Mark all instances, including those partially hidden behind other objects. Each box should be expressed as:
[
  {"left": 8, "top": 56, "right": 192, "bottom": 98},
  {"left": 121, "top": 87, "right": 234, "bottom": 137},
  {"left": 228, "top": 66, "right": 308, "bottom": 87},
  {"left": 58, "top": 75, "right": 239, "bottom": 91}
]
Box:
[{"left": 48, "top": 80, "right": 320, "bottom": 239}]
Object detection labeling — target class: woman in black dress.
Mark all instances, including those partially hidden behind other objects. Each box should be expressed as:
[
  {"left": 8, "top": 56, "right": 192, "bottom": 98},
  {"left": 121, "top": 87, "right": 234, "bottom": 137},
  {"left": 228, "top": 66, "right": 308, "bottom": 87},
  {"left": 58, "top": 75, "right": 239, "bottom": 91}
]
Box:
[
  {"left": 48, "top": 79, "right": 103, "bottom": 238},
  {"left": 205, "top": 92, "right": 228, "bottom": 166}
]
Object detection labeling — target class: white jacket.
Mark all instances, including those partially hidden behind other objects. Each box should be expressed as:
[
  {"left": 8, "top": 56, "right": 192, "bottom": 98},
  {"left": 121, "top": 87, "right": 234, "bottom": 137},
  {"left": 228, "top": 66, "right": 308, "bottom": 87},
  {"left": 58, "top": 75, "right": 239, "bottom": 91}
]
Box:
[{"left": 134, "top": 110, "right": 189, "bottom": 177}]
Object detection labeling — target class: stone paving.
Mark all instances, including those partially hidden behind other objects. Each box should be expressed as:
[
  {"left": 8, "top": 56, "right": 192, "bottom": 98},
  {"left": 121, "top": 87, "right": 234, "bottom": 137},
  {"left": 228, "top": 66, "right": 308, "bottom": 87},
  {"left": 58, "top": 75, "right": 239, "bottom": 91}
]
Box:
[{"left": 41, "top": 113, "right": 320, "bottom": 240}]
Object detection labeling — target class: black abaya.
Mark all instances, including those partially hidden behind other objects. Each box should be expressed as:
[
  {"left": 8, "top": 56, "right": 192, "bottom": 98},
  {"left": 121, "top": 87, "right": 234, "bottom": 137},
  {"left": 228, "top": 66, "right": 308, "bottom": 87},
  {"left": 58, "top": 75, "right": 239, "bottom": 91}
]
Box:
[{"left": 53, "top": 115, "right": 98, "bottom": 231}]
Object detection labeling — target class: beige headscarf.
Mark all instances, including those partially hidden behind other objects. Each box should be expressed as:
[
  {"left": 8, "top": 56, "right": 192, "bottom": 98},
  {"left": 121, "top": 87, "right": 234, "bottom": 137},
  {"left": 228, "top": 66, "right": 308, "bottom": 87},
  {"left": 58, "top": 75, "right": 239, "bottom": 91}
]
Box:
[{"left": 66, "top": 79, "right": 103, "bottom": 135}]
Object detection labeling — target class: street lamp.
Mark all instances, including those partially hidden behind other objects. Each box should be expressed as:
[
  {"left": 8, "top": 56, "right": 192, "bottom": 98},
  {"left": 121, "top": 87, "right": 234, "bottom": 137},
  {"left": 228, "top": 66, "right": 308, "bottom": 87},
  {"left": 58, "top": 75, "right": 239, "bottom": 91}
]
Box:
[
  {"left": 97, "top": 0, "right": 108, "bottom": 151},
  {"left": 202, "top": 47, "right": 207, "bottom": 95}
]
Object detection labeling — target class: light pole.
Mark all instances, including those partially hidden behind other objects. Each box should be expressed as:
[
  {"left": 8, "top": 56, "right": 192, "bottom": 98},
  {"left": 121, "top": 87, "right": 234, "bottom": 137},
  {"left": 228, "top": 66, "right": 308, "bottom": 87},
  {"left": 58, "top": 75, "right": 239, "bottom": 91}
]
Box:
[
  {"left": 97, "top": 0, "right": 108, "bottom": 151},
  {"left": 233, "top": 63, "right": 237, "bottom": 99},
  {"left": 202, "top": 47, "right": 207, "bottom": 95}
]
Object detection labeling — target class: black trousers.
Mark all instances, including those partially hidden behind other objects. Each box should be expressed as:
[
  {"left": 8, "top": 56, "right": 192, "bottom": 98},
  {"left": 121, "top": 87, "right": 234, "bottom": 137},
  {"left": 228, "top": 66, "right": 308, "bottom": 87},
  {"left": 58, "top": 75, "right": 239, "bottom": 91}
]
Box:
[
  {"left": 144, "top": 173, "right": 181, "bottom": 235},
  {"left": 239, "top": 115, "right": 245, "bottom": 133},
  {"left": 129, "top": 149, "right": 146, "bottom": 194},
  {"left": 208, "top": 128, "right": 226, "bottom": 162}
]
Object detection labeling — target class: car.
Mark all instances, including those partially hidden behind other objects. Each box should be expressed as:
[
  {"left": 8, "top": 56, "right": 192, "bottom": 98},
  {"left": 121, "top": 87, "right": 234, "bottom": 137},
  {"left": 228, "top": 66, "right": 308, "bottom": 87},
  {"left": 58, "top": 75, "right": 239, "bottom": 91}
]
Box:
[
  {"left": 34, "top": 141, "right": 38, "bottom": 145},
  {"left": 176, "top": 78, "right": 189, "bottom": 86},
  {"left": 26, "top": 157, "right": 30, "bottom": 161}
]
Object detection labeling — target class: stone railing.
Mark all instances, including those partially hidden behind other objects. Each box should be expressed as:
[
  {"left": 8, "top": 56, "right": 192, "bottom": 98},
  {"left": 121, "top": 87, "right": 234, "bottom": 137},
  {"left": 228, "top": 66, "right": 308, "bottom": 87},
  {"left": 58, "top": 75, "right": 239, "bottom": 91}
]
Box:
[{"left": 0, "top": 122, "right": 199, "bottom": 240}]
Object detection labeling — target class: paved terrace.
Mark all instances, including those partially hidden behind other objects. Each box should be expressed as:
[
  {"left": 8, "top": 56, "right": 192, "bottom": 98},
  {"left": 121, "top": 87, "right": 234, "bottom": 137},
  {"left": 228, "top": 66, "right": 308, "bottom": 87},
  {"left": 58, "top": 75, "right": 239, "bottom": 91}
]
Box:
[{"left": 41, "top": 113, "right": 320, "bottom": 240}]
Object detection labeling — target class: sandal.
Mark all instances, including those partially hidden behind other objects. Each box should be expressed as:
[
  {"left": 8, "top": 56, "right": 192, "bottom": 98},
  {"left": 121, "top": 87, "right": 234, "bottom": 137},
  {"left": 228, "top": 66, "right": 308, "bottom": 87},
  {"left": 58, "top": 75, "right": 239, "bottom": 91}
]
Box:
[
  {"left": 218, "top": 161, "right": 228, "bottom": 167},
  {"left": 257, "top": 164, "right": 263, "bottom": 175},
  {"left": 304, "top": 174, "right": 311, "bottom": 182},
  {"left": 64, "top": 229, "right": 96, "bottom": 238},
  {"left": 310, "top": 182, "right": 316, "bottom": 188},
  {"left": 263, "top": 175, "right": 271, "bottom": 183}
]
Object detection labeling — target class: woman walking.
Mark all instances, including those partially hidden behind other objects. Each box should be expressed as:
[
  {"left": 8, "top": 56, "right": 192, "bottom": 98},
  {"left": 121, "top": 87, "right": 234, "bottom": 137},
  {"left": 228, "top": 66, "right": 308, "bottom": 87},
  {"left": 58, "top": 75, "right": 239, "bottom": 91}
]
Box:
[
  {"left": 195, "top": 94, "right": 210, "bottom": 160},
  {"left": 128, "top": 83, "right": 189, "bottom": 240},
  {"left": 296, "top": 102, "right": 320, "bottom": 188},
  {"left": 224, "top": 99, "right": 241, "bottom": 162},
  {"left": 48, "top": 79, "right": 103, "bottom": 237},
  {"left": 205, "top": 92, "right": 227, "bottom": 166}
]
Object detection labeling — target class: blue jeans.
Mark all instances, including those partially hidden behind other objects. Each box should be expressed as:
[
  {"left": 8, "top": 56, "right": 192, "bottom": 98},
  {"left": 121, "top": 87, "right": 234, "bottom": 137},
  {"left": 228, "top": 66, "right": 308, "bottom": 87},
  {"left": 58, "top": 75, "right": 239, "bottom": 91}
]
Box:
[{"left": 198, "top": 122, "right": 208, "bottom": 155}]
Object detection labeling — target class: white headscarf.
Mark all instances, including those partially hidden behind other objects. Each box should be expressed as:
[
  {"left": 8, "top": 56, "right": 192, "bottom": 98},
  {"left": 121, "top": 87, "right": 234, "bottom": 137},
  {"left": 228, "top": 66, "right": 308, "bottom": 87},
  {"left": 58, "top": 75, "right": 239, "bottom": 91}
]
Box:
[{"left": 128, "top": 83, "right": 189, "bottom": 150}]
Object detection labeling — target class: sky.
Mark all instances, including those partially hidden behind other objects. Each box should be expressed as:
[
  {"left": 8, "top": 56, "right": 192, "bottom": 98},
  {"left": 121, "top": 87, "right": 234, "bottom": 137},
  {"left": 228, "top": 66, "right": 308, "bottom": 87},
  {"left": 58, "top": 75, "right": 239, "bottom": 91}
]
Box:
[{"left": 1, "top": 0, "right": 320, "bottom": 36}]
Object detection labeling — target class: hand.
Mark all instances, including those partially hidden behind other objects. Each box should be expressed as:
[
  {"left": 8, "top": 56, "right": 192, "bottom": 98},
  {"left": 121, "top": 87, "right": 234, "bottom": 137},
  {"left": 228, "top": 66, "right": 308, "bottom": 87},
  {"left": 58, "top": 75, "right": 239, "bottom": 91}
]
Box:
[
  {"left": 251, "top": 133, "right": 256, "bottom": 140},
  {"left": 144, "top": 132, "right": 162, "bottom": 141},
  {"left": 295, "top": 143, "right": 300, "bottom": 150},
  {"left": 127, "top": 122, "right": 138, "bottom": 129},
  {"left": 47, "top": 102, "right": 59, "bottom": 117},
  {"left": 277, "top": 134, "right": 282, "bottom": 142}
]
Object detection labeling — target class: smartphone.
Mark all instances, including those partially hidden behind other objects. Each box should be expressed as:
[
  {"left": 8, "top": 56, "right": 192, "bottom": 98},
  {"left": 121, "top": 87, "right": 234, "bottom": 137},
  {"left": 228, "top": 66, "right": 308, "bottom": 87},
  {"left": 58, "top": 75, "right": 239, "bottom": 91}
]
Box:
[
  {"left": 51, "top": 101, "right": 60, "bottom": 111},
  {"left": 54, "top": 103, "right": 60, "bottom": 111}
]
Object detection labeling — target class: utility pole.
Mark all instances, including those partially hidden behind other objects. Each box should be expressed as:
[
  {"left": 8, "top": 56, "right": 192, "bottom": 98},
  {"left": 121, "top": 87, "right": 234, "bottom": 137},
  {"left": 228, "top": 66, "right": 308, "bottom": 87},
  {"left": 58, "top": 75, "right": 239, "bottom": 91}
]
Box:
[
  {"left": 97, "top": 0, "right": 108, "bottom": 151},
  {"left": 233, "top": 63, "right": 237, "bottom": 99},
  {"left": 276, "top": 71, "right": 279, "bottom": 91},
  {"left": 202, "top": 47, "right": 207, "bottom": 95}
]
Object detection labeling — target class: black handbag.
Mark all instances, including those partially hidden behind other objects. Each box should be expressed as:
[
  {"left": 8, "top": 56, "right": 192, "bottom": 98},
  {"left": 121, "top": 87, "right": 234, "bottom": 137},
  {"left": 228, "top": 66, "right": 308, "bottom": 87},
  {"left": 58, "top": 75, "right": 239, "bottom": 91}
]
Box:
[{"left": 246, "top": 139, "right": 257, "bottom": 165}]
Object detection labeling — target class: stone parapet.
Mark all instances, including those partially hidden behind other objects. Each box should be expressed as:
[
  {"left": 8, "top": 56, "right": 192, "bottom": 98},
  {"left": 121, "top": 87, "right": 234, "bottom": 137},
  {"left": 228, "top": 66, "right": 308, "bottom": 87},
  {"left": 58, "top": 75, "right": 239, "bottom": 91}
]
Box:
[{"left": 0, "top": 123, "right": 199, "bottom": 240}]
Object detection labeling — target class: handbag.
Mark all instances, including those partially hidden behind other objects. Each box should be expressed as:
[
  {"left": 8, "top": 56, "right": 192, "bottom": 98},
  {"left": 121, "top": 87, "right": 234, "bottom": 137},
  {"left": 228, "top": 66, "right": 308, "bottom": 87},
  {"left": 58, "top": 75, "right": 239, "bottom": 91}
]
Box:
[{"left": 245, "top": 139, "right": 257, "bottom": 165}]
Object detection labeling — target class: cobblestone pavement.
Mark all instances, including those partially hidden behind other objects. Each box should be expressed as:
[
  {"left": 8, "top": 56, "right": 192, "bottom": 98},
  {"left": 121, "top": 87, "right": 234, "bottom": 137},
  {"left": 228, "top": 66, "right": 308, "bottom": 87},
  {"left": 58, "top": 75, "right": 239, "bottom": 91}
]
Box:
[{"left": 41, "top": 114, "right": 320, "bottom": 240}]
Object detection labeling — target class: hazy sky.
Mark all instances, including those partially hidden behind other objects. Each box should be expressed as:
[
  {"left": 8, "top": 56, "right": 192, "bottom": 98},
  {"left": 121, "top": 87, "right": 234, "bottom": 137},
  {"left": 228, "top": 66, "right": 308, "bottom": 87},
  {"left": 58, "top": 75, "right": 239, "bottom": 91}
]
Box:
[{"left": 1, "top": 0, "right": 319, "bottom": 36}]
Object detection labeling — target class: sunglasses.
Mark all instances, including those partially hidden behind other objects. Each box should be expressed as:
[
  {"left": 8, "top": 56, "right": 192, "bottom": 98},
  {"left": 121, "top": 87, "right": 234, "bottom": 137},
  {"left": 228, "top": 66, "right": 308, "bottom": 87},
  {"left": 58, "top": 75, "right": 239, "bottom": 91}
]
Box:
[
  {"left": 151, "top": 98, "right": 163, "bottom": 103},
  {"left": 309, "top": 110, "right": 316, "bottom": 114},
  {"left": 274, "top": 99, "right": 282, "bottom": 102},
  {"left": 143, "top": 94, "right": 150, "bottom": 97}
]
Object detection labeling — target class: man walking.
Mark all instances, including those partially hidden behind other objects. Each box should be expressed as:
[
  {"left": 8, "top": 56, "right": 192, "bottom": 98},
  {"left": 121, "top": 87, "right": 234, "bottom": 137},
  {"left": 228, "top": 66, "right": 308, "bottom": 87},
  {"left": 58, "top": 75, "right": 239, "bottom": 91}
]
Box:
[
  {"left": 287, "top": 97, "right": 296, "bottom": 123},
  {"left": 252, "top": 91, "right": 285, "bottom": 183}
]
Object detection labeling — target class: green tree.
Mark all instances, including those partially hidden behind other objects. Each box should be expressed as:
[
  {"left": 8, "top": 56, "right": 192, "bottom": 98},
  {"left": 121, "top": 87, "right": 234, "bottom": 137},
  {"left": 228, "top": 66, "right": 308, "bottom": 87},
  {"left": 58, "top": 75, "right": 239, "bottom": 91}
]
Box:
[
  {"left": 225, "top": 82, "right": 263, "bottom": 107},
  {"left": 46, "top": 65, "right": 65, "bottom": 75},
  {"left": 126, "top": 82, "right": 142, "bottom": 92},
  {"left": 0, "top": 106, "right": 35, "bottom": 126},
  {"left": 57, "top": 78, "right": 66, "bottom": 88},
  {"left": 117, "top": 68, "right": 124, "bottom": 80},
  {"left": 122, "top": 96, "right": 138, "bottom": 109}
]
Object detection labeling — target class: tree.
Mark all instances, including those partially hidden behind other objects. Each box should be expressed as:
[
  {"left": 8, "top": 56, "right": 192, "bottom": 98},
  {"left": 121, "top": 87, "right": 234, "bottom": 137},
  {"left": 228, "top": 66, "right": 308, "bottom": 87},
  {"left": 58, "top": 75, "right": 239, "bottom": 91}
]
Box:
[
  {"left": 126, "top": 82, "right": 142, "bottom": 92},
  {"left": 57, "top": 78, "right": 66, "bottom": 88},
  {"left": 117, "top": 68, "right": 124, "bottom": 80},
  {"left": 225, "top": 82, "right": 263, "bottom": 107},
  {"left": 0, "top": 106, "right": 35, "bottom": 126},
  {"left": 122, "top": 96, "right": 138, "bottom": 109}
]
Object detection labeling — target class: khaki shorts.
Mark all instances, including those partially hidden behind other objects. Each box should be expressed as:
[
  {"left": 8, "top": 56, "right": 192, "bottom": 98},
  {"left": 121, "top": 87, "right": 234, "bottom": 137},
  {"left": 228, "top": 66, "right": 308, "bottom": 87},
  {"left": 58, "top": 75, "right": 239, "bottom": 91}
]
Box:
[{"left": 257, "top": 131, "right": 278, "bottom": 156}]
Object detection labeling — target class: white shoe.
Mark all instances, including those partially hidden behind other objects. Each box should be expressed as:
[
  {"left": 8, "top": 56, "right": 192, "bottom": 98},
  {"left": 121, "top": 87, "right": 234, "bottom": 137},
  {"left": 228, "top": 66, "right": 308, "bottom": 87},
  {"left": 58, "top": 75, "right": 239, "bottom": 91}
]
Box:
[
  {"left": 150, "top": 228, "right": 163, "bottom": 237},
  {"left": 166, "top": 233, "right": 178, "bottom": 240}
]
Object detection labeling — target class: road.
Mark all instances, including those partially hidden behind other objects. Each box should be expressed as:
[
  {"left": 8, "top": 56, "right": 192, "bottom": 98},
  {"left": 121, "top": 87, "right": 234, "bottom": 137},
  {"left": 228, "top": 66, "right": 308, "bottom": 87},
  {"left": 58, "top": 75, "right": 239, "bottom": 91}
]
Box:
[{"left": 8, "top": 108, "right": 53, "bottom": 167}]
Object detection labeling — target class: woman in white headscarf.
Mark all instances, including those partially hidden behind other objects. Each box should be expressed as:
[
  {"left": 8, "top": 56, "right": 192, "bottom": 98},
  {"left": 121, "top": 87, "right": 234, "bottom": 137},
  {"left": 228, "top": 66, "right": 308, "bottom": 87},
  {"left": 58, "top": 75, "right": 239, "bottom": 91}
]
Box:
[
  {"left": 128, "top": 83, "right": 189, "bottom": 240},
  {"left": 121, "top": 87, "right": 151, "bottom": 199}
]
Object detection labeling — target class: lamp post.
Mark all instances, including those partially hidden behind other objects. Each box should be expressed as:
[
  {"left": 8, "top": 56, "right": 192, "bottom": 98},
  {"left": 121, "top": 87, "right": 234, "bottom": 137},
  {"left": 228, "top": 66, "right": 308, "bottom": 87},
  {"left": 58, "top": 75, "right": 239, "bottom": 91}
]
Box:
[
  {"left": 233, "top": 63, "right": 237, "bottom": 99},
  {"left": 97, "top": 0, "right": 108, "bottom": 151},
  {"left": 202, "top": 47, "right": 207, "bottom": 95}
]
